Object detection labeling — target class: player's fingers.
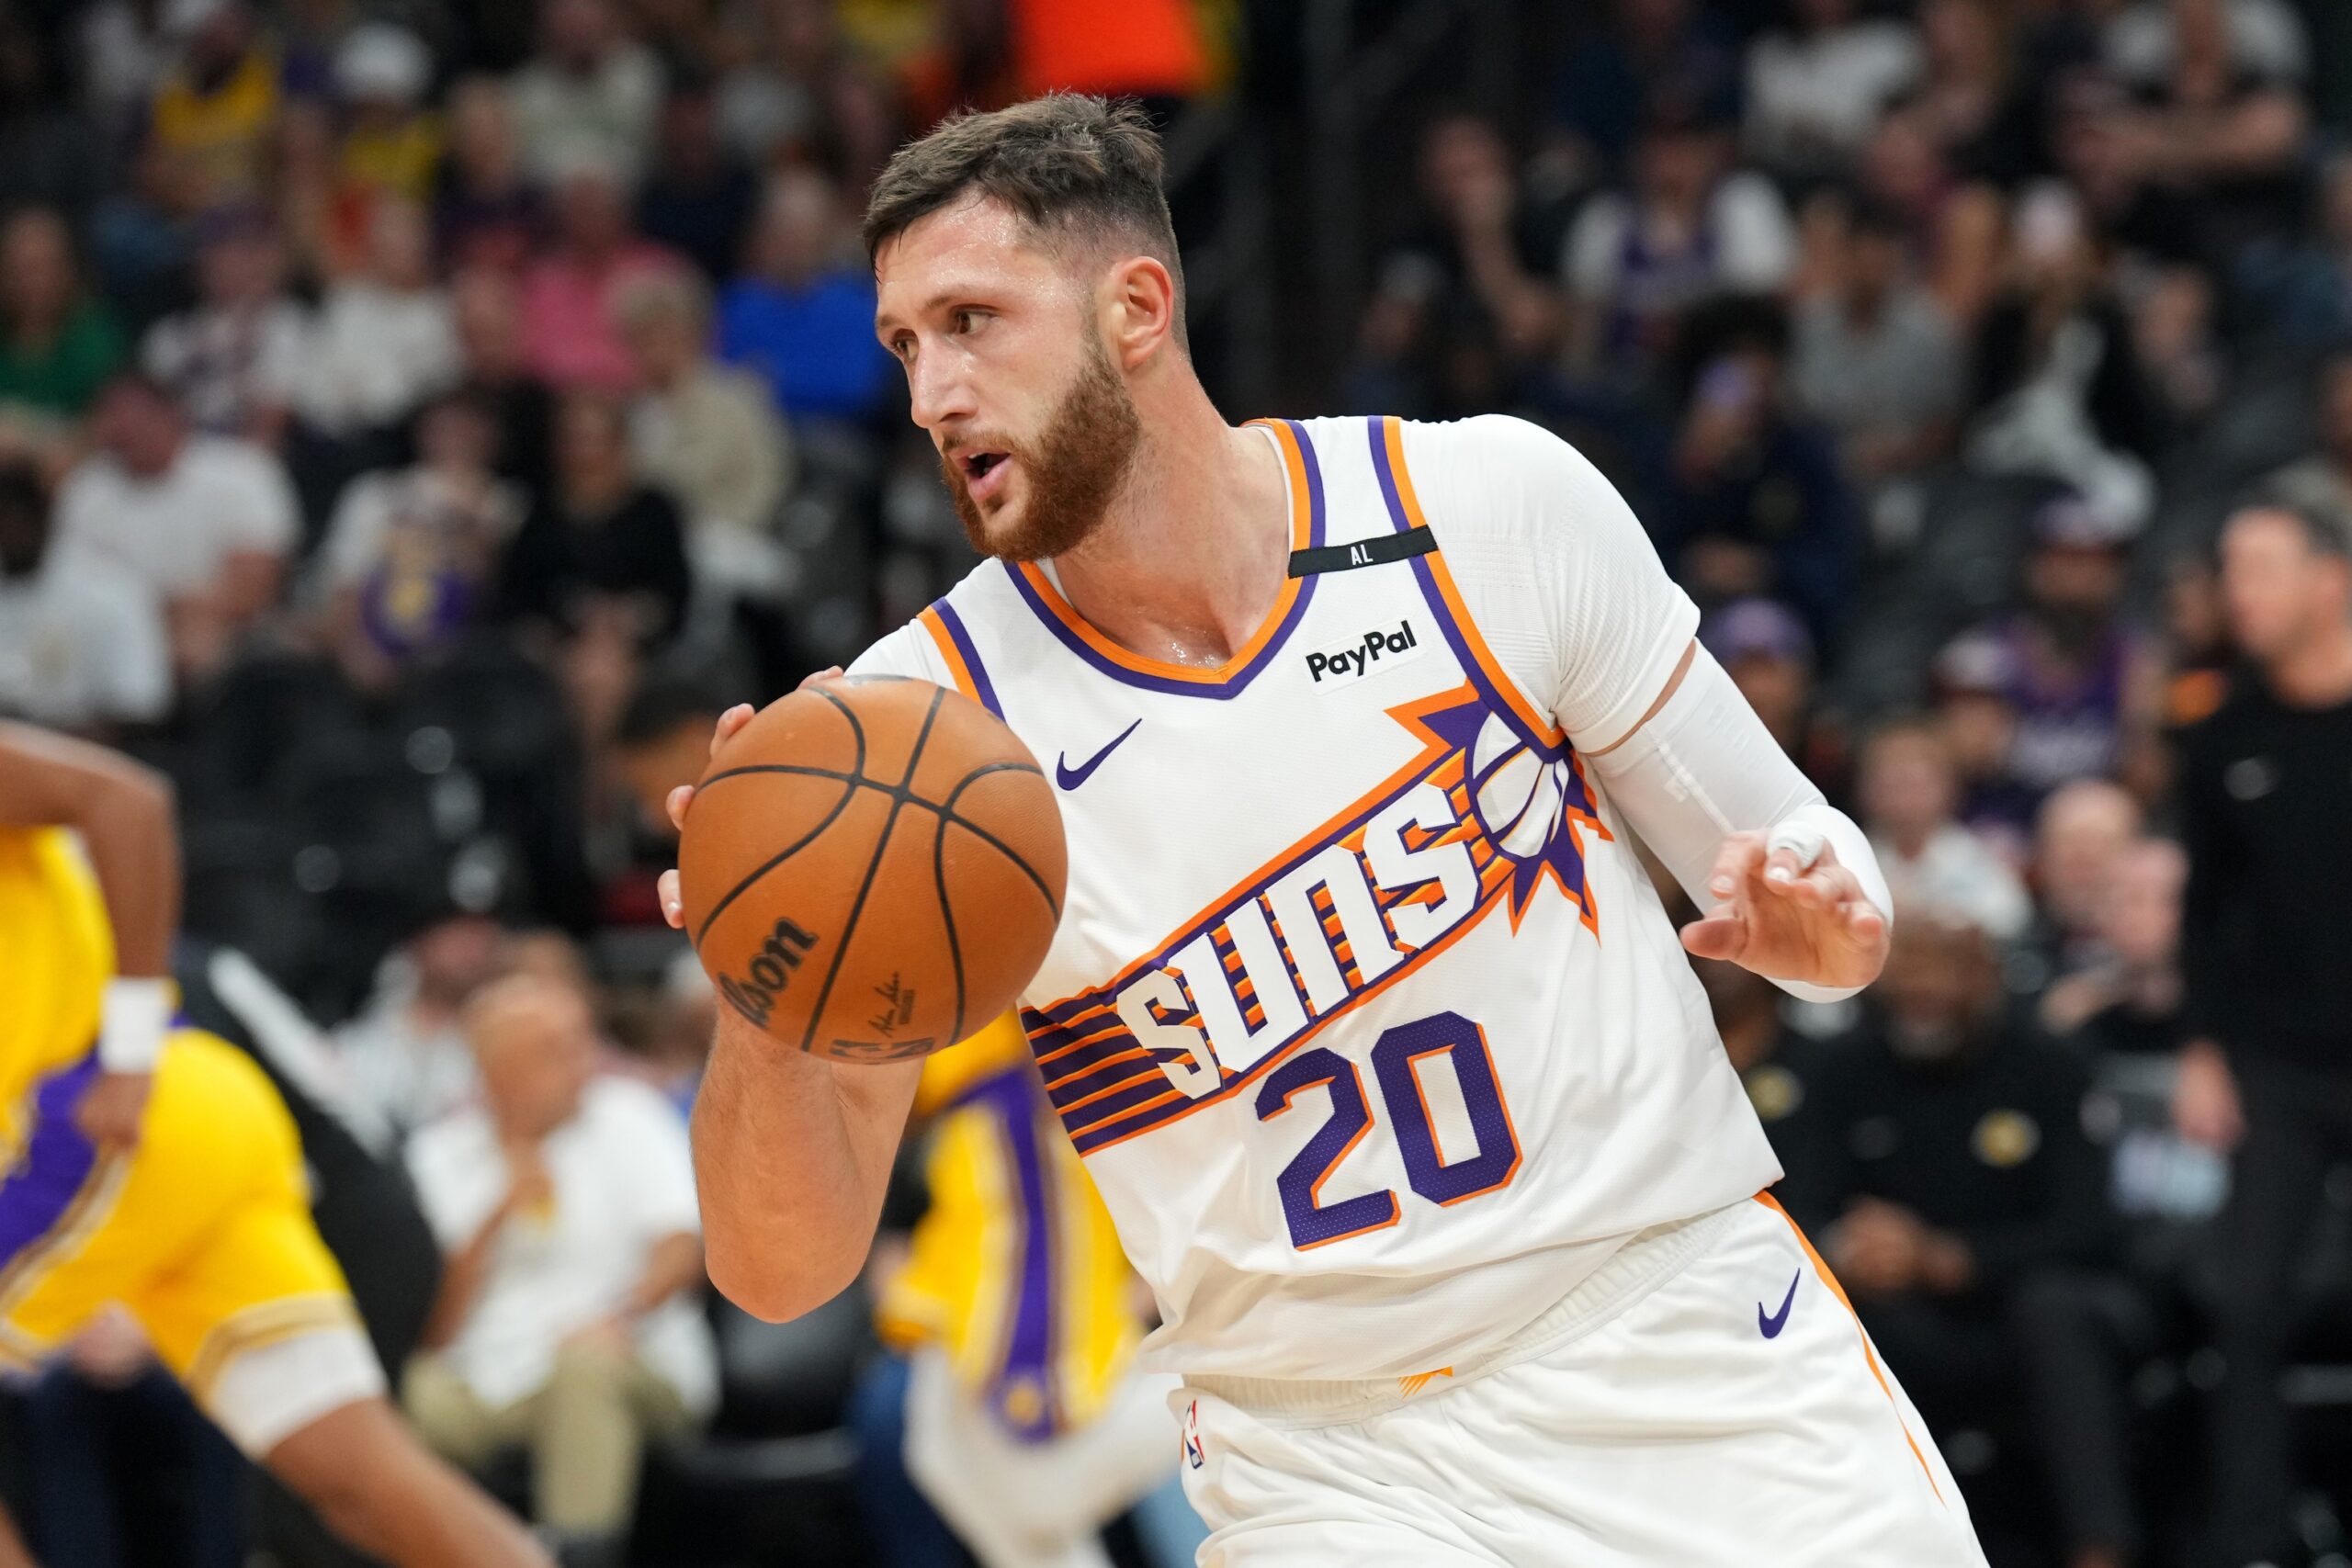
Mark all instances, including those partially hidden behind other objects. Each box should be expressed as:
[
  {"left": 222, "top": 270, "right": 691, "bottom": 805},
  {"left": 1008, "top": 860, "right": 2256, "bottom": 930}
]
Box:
[
  {"left": 659, "top": 868, "right": 684, "bottom": 929},
  {"left": 796, "top": 665, "right": 845, "bottom": 692},
  {"left": 1792, "top": 860, "right": 1862, "bottom": 911},
  {"left": 1705, "top": 833, "right": 1765, "bottom": 902},
  {"left": 666, "top": 784, "right": 694, "bottom": 832},
  {"left": 1679, "top": 910, "right": 1746, "bottom": 962},
  {"left": 1762, "top": 818, "right": 1827, "bottom": 888},
  {"left": 708, "top": 703, "right": 755, "bottom": 756}
]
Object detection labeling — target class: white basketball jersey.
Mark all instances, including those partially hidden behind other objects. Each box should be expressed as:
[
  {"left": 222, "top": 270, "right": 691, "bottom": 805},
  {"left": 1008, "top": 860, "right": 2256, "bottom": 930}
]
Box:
[{"left": 853, "top": 413, "right": 1781, "bottom": 1382}]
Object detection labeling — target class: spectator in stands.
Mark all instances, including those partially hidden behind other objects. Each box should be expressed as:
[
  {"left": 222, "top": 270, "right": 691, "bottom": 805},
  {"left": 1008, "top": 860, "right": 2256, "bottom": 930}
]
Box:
[
  {"left": 2127, "top": 262, "right": 2226, "bottom": 438},
  {"left": 300, "top": 196, "right": 460, "bottom": 440},
  {"left": 508, "top": 0, "right": 664, "bottom": 192},
  {"left": 0, "top": 457, "right": 168, "bottom": 732},
  {"left": 334, "top": 23, "right": 443, "bottom": 209},
  {"left": 334, "top": 908, "right": 507, "bottom": 1137},
  {"left": 1914, "top": 0, "right": 2036, "bottom": 187},
  {"left": 1742, "top": 0, "right": 1923, "bottom": 184},
  {"left": 1937, "top": 493, "right": 2165, "bottom": 818},
  {"left": 617, "top": 270, "right": 790, "bottom": 584},
  {"left": 141, "top": 205, "right": 307, "bottom": 445},
  {"left": 0, "top": 208, "right": 122, "bottom": 432},
  {"left": 2019, "top": 777, "right": 2144, "bottom": 1007},
  {"left": 1790, "top": 195, "right": 1964, "bottom": 493},
  {"left": 2070, "top": 0, "right": 2308, "bottom": 265},
  {"left": 2045, "top": 835, "right": 2190, "bottom": 1048},
  {"left": 1850, "top": 94, "right": 2008, "bottom": 333},
  {"left": 1547, "top": 0, "right": 1742, "bottom": 176},
  {"left": 1858, "top": 717, "right": 2032, "bottom": 943},
  {"left": 497, "top": 390, "right": 691, "bottom": 651},
  {"left": 634, "top": 76, "right": 759, "bottom": 285},
  {"left": 147, "top": 0, "right": 278, "bottom": 209},
  {"left": 1697, "top": 596, "right": 1846, "bottom": 789},
  {"left": 1367, "top": 113, "right": 1567, "bottom": 388},
  {"left": 313, "top": 389, "right": 525, "bottom": 691},
  {"left": 404, "top": 975, "right": 714, "bottom": 1568},
  {"left": 2100, "top": 0, "right": 2308, "bottom": 90},
  {"left": 450, "top": 267, "right": 557, "bottom": 499},
  {"left": 1965, "top": 184, "right": 2157, "bottom": 529},
  {"left": 53, "top": 371, "right": 298, "bottom": 685},
  {"left": 2171, "top": 499, "right": 2352, "bottom": 1568},
  {"left": 1561, "top": 104, "right": 1797, "bottom": 377},
  {"left": 1776, "top": 909, "right": 2112, "bottom": 1435},
  {"left": 1655, "top": 300, "right": 1860, "bottom": 648},
  {"left": 718, "top": 166, "right": 898, "bottom": 425},
  {"left": 436, "top": 76, "right": 546, "bottom": 276},
  {"left": 520, "top": 149, "right": 685, "bottom": 393}
]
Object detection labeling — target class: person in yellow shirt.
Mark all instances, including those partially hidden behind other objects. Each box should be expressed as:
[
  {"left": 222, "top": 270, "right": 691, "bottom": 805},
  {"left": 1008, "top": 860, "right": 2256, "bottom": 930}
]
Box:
[
  {"left": 0, "top": 722, "right": 549, "bottom": 1568},
  {"left": 874, "top": 1015, "right": 1205, "bottom": 1568}
]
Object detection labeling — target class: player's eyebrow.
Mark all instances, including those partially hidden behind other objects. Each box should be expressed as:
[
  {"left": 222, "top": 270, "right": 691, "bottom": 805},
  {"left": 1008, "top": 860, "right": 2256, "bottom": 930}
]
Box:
[{"left": 876, "top": 285, "right": 1001, "bottom": 338}]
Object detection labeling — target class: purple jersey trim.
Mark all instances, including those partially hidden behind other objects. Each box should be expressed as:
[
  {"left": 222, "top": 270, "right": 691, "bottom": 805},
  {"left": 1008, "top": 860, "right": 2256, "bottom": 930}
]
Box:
[{"left": 930, "top": 599, "right": 1003, "bottom": 719}]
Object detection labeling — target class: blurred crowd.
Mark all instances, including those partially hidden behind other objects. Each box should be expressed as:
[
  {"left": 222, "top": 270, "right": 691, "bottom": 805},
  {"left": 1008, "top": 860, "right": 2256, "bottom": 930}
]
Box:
[{"left": 2, "top": 0, "right": 2352, "bottom": 1563}]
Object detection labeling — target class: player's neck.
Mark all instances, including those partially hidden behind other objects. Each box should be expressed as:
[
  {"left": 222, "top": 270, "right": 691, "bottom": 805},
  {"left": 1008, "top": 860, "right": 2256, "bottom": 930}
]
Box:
[{"left": 1049, "top": 386, "right": 1290, "bottom": 668}]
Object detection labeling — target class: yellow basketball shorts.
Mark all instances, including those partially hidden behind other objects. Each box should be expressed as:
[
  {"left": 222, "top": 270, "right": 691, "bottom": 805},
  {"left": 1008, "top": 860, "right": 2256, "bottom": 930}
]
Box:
[{"left": 0, "top": 1028, "right": 384, "bottom": 1452}]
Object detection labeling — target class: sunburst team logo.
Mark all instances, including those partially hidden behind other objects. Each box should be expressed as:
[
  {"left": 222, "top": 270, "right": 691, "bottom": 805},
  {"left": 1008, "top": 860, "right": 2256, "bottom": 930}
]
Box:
[{"left": 1022, "top": 684, "right": 1609, "bottom": 1156}]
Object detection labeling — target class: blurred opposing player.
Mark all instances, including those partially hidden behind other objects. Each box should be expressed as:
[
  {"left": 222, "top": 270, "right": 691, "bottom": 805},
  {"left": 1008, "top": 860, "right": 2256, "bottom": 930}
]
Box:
[
  {"left": 0, "top": 723, "right": 548, "bottom": 1568},
  {"left": 879, "top": 1013, "right": 1201, "bottom": 1568},
  {"left": 672, "top": 96, "right": 1990, "bottom": 1565}
]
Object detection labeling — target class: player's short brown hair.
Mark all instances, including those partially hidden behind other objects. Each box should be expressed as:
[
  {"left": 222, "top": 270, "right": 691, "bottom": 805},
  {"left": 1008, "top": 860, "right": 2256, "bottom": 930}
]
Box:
[{"left": 863, "top": 93, "right": 1187, "bottom": 349}]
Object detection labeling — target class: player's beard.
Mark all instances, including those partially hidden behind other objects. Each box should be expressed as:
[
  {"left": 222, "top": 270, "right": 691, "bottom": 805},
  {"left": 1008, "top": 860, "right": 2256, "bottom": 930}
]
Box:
[{"left": 943, "top": 328, "right": 1142, "bottom": 563}]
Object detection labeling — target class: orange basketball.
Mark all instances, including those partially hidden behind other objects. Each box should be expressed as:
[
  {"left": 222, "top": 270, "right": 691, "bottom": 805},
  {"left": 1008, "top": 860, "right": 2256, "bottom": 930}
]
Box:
[{"left": 677, "top": 676, "right": 1066, "bottom": 1062}]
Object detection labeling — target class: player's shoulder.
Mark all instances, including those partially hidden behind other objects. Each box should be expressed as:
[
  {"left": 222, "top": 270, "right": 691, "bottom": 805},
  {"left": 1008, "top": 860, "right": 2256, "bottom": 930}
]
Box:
[
  {"left": 847, "top": 558, "right": 1021, "bottom": 683},
  {"left": 1379, "top": 413, "right": 1623, "bottom": 546}
]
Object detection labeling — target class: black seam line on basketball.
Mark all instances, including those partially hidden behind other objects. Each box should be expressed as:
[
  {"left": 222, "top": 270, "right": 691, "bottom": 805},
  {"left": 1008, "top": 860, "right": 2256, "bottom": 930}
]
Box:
[
  {"left": 936, "top": 761, "right": 1063, "bottom": 920},
  {"left": 690, "top": 773, "right": 861, "bottom": 950},
  {"left": 933, "top": 784, "right": 967, "bottom": 1046},
  {"left": 806, "top": 682, "right": 869, "bottom": 783},
  {"left": 795, "top": 687, "right": 947, "bottom": 1055},
  {"left": 695, "top": 759, "right": 1046, "bottom": 793}
]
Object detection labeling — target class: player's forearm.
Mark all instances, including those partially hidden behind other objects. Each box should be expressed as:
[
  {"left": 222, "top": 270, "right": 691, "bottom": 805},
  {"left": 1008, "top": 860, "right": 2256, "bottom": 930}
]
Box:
[
  {"left": 0, "top": 723, "right": 180, "bottom": 977},
  {"left": 690, "top": 1010, "right": 920, "bottom": 1323},
  {"left": 1585, "top": 646, "right": 1889, "bottom": 1000}
]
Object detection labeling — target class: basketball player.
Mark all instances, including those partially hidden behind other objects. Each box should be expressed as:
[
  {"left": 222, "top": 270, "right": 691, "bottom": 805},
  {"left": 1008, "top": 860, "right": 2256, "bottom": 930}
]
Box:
[
  {"left": 665, "top": 96, "right": 1990, "bottom": 1565},
  {"left": 0, "top": 722, "right": 548, "bottom": 1568}
]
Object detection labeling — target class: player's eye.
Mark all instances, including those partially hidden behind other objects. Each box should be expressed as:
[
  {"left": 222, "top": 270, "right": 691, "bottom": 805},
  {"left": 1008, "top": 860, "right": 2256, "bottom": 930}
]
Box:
[{"left": 951, "top": 309, "right": 985, "bottom": 335}]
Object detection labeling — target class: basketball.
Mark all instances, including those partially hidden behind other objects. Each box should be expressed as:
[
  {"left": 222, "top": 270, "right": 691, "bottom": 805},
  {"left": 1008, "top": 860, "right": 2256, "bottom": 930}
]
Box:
[{"left": 677, "top": 676, "right": 1066, "bottom": 1063}]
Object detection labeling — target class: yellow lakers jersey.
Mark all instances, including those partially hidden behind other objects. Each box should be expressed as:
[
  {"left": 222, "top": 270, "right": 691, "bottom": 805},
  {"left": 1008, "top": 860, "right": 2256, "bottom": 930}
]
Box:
[
  {"left": 878, "top": 1016, "right": 1142, "bottom": 1439},
  {"left": 0, "top": 827, "right": 114, "bottom": 1106}
]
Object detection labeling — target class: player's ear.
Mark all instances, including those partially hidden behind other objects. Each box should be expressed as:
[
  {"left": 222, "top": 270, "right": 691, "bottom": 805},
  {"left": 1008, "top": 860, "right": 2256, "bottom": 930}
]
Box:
[{"left": 1101, "top": 254, "right": 1177, "bottom": 369}]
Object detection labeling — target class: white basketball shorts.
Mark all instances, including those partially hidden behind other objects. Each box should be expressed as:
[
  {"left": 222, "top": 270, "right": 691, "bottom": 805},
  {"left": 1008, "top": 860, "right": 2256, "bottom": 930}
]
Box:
[{"left": 1174, "top": 1195, "right": 1990, "bottom": 1567}]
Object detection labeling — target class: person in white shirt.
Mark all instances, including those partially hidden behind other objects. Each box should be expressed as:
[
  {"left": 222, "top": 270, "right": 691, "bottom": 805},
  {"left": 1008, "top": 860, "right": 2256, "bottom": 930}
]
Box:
[
  {"left": 0, "top": 457, "right": 169, "bottom": 730},
  {"left": 1744, "top": 0, "right": 1924, "bottom": 182},
  {"left": 403, "top": 975, "right": 714, "bottom": 1568},
  {"left": 333, "top": 909, "right": 509, "bottom": 1138},
  {"left": 300, "top": 197, "right": 460, "bottom": 437},
  {"left": 141, "top": 206, "right": 311, "bottom": 445},
  {"left": 53, "top": 371, "right": 298, "bottom": 683},
  {"left": 507, "top": 0, "right": 663, "bottom": 192},
  {"left": 1859, "top": 716, "right": 2032, "bottom": 944},
  {"left": 1562, "top": 107, "right": 1796, "bottom": 372}
]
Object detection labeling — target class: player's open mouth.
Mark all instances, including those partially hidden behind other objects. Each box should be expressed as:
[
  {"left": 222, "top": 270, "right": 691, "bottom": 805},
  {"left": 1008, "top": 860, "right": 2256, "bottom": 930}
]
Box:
[{"left": 961, "top": 450, "right": 1012, "bottom": 503}]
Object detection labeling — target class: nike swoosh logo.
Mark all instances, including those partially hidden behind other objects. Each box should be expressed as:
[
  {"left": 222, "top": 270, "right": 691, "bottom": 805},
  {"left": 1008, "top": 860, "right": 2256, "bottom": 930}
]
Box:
[
  {"left": 1056, "top": 718, "right": 1141, "bottom": 791},
  {"left": 1758, "top": 1269, "right": 1802, "bottom": 1338}
]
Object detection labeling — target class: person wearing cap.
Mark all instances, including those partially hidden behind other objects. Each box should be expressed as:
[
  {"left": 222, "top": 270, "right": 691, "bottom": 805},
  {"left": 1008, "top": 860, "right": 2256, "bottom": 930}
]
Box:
[
  {"left": 335, "top": 23, "right": 444, "bottom": 207},
  {"left": 1934, "top": 491, "right": 2166, "bottom": 830},
  {"left": 2169, "top": 497, "right": 2352, "bottom": 1568},
  {"left": 1698, "top": 596, "right": 1849, "bottom": 793}
]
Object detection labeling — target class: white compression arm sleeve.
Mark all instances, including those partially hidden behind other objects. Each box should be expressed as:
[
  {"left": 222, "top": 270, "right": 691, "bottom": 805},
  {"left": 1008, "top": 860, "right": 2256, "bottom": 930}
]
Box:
[{"left": 1582, "top": 644, "right": 1892, "bottom": 1004}]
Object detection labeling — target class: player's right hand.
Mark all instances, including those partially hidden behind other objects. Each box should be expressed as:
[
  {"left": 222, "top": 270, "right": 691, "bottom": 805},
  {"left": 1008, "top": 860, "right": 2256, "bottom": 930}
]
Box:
[
  {"left": 660, "top": 671, "right": 843, "bottom": 930},
  {"left": 73, "top": 1070, "right": 152, "bottom": 1150}
]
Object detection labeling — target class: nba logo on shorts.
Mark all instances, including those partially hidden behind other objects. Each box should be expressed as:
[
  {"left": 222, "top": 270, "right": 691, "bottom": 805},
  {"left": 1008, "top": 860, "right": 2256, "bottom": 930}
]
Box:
[{"left": 1182, "top": 1400, "right": 1205, "bottom": 1470}]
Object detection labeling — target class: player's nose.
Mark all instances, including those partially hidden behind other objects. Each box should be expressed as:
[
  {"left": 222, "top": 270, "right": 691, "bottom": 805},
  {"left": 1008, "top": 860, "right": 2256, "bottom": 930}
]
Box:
[{"left": 905, "top": 356, "right": 977, "bottom": 432}]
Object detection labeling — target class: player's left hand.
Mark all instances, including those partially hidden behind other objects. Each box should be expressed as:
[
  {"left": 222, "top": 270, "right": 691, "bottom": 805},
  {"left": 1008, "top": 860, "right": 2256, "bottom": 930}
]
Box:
[
  {"left": 1679, "top": 829, "right": 1887, "bottom": 991},
  {"left": 73, "top": 1070, "right": 152, "bottom": 1150}
]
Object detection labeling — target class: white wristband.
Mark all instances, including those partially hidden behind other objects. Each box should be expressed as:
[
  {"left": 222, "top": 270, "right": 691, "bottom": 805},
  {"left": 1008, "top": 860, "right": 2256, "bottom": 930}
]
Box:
[{"left": 98, "top": 976, "right": 175, "bottom": 1074}]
